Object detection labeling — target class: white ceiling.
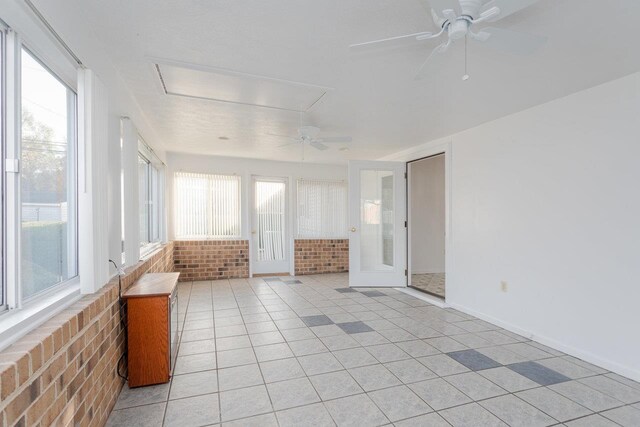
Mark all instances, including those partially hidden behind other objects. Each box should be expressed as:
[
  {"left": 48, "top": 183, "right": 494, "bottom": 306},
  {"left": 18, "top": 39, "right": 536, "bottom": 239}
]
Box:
[{"left": 43, "top": 0, "right": 640, "bottom": 163}]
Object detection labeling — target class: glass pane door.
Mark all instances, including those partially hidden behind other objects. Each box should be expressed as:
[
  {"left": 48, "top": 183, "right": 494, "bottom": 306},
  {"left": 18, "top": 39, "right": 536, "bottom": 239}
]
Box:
[
  {"left": 349, "top": 161, "right": 406, "bottom": 287},
  {"left": 252, "top": 177, "right": 290, "bottom": 275}
]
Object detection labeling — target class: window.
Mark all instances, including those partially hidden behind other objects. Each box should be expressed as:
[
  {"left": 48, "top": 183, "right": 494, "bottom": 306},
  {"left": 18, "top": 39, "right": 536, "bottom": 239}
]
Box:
[
  {"left": 296, "top": 179, "right": 347, "bottom": 238},
  {"left": 138, "top": 143, "right": 162, "bottom": 253},
  {"left": 174, "top": 172, "right": 241, "bottom": 239},
  {"left": 20, "top": 48, "right": 77, "bottom": 300}
]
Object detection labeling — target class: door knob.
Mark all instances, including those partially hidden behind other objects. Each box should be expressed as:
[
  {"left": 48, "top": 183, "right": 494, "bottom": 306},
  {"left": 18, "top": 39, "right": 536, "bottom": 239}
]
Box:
[{"left": 351, "top": 227, "right": 357, "bottom": 232}]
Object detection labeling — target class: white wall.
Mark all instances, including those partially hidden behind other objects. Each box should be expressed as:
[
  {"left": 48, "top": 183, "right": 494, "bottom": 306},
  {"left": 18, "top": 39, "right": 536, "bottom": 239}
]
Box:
[
  {"left": 166, "top": 153, "right": 347, "bottom": 242},
  {"left": 409, "top": 155, "right": 445, "bottom": 274},
  {"left": 385, "top": 72, "right": 640, "bottom": 381}
]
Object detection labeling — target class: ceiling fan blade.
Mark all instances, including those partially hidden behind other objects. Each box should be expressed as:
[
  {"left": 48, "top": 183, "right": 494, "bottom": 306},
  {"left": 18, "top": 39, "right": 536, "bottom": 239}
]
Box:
[
  {"left": 480, "top": 0, "right": 541, "bottom": 22},
  {"left": 350, "top": 31, "right": 435, "bottom": 51},
  {"left": 426, "top": 0, "right": 462, "bottom": 17},
  {"left": 310, "top": 142, "right": 329, "bottom": 151},
  {"left": 474, "top": 26, "right": 547, "bottom": 55},
  {"left": 415, "top": 41, "right": 450, "bottom": 80},
  {"left": 315, "top": 136, "right": 352, "bottom": 143}
]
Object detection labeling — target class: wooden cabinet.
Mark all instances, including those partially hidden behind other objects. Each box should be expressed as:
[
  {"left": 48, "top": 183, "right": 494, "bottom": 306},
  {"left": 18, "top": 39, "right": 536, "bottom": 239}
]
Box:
[{"left": 123, "top": 272, "right": 180, "bottom": 388}]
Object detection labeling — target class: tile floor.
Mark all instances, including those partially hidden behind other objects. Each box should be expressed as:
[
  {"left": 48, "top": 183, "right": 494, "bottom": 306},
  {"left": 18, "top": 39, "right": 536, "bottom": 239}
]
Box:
[
  {"left": 107, "top": 273, "right": 640, "bottom": 426},
  {"left": 411, "top": 273, "right": 445, "bottom": 298}
]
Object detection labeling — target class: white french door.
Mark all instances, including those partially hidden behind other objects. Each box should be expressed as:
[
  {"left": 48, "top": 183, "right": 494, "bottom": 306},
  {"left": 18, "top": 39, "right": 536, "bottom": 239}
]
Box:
[
  {"left": 348, "top": 161, "right": 407, "bottom": 287},
  {"left": 251, "top": 176, "right": 290, "bottom": 275}
]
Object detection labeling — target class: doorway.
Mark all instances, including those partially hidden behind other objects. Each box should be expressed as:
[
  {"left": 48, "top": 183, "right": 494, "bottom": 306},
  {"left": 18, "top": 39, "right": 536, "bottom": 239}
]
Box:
[
  {"left": 251, "top": 176, "right": 290, "bottom": 275},
  {"left": 407, "top": 154, "right": 446, "bottom": 298}
]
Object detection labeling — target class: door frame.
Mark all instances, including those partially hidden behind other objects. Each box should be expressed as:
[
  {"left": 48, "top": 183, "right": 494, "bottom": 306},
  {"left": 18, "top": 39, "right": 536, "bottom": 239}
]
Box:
[
  {"left": 348, "top": 160, "right": 407, "bottom": 288},
  {"left": 404, "top": 142, "right": 452, "bottom": 301},
  {"left": 249, "top": 175, "right": 292, "bottom": 276}
]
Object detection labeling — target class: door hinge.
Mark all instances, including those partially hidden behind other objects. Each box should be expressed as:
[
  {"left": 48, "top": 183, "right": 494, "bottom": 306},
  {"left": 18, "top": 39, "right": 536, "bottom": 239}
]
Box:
[
  {"left": 404, "top": 221, "right": 407, "bottom": 228},
  {"left": 404, "top": 269, "right": 408, "bottom": 276},
  {"left": 5, "top": 159, "right": 19, "bottom": 173},
  {"left": 404, "top": 172, "right": 407, "bottom": 179}
]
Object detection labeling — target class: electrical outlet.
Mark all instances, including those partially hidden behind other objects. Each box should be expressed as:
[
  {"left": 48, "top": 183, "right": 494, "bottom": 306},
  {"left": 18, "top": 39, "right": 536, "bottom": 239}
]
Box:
[{"left": 500, "top": 281, "right": 508, "bottom": 292}]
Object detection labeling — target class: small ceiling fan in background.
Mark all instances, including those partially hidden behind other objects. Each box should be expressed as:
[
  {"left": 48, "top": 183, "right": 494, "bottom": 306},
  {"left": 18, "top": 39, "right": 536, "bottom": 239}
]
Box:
[
  {"left": 270, "top": 126, "right": 352, "bottom": 152},
  {"left": 350, "top": 0, "right": 547, "bottom": 80}
]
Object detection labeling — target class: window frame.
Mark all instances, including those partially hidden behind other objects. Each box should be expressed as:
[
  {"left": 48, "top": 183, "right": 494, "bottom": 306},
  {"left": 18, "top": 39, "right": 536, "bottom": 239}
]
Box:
[
  {"left": 138, "top": 139, "right": 163, "bottom": 257},
  {"left": 0, "top": 23, "right": 81, "bottom": 348}
]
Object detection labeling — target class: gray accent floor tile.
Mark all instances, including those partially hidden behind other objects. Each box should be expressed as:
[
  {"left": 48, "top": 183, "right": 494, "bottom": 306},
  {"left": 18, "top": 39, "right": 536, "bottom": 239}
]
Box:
[
  {"left": 517, "top": 386, "right": 592, "bottom": 422},
  {"left": 106, "top": 402, "right": 166, "bottom": 427},
  {"left": 169, "top": 369, "right": 218, "bottom": 400},
  {"left": 360, "top": 290, "right": 386, "bottom": 297},
  {"left": 439, "top": 402, "right": 508, "bottom": 427},
  {"left": 220, "top": 385, "right": 273, "bottom": 422},
  {"left": 507, "top": 361, "right": 571, "bottom": 386},
  {"left": 445, "top": 372, "right": 508, "bottom": 401},
  {"left": 368, "top": 385, "right": 433, "bottom": 422},
  {"left": 276, "top": 402, "right": 335, "bottom": 427},
  {"left": 479, "top": 394, "right": 556, "bottom": 427},
  {"left": 266, "top": 377, "right": 320, "bottom": 411},
  {"left": 336, "top": 321, "right": 374, "bottom": 334},
  {"left": 324, "top": 393, "right": 389, "bottom": 426},
  {"left": 447, "top": 349, "right": 502, "bottom": 371},
  {"left": 336, "top": 287, "right": 358, "bottom": 293},
  {"left": 301, "top": 314, "right": 334, "bottom": 327},
  {"left": 309, "top": 370, "right": 363, "bottom": 400},
  {"left": 164, "top": 393, "right": 220, "bottom": 427},
  {"left": 349, "top": 364, "right": 402, "bottom": 391},
  {"left": 114, "top": 383, "right": 170, "bottom": 409},
  {"left": 409, "top": 378, "right": 472, "bottom": 411}
]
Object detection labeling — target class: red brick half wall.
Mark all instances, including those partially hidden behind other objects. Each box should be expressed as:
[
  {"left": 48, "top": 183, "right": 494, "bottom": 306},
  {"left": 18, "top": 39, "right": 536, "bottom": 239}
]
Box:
[
  {"left": 294, "top": 239, "right": 349, "bottom": 276},
  {"left": 173, "top": 240, "right": 249, "bottom": 281}
]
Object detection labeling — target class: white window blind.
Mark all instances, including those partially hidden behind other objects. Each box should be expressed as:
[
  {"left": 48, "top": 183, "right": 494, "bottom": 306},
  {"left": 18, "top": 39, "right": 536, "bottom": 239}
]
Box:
[
  {"left": 297, "top": 179, "right": 348, "bottom": 238},
  {"left": 174, "top": 172, "right": 241, "bottom": 239}
]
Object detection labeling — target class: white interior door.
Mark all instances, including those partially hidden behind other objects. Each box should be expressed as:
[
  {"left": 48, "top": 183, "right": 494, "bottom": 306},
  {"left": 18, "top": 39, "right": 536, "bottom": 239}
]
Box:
[
  {"left": 251, "top": 176, "right": 289, "bottom": 275},
  {"left": 348, "top": 161, "right": 407, "bottom": 287}
]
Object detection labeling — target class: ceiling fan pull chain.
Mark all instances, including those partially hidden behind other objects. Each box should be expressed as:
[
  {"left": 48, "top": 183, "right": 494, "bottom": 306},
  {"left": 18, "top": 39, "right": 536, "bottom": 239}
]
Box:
[{"left": 462, "top": 34, "right": 470, "bottom": 81}]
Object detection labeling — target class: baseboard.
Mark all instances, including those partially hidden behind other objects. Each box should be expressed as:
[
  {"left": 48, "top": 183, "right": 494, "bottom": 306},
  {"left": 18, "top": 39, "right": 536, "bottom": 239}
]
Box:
[
  {"left": 447, "top": 301, "right": 640, "bottom": 383},
  {"left": 252, "top": 272, "right": 291, "bottom": 278}
]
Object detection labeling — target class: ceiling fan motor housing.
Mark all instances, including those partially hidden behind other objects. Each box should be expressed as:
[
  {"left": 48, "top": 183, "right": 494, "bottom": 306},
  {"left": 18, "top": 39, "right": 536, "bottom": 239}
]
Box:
[{"left": 446, "top": 0, "right": 484, "bottom": 40}]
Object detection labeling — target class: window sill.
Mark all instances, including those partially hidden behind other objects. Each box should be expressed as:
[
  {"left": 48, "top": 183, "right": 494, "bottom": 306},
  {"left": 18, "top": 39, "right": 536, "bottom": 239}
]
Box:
[
  {"left": 139, "top": 241, "right": 163, "bottom": 261},
  {"left": 0, "top": 282, "right": 81, "bottom": 351}
]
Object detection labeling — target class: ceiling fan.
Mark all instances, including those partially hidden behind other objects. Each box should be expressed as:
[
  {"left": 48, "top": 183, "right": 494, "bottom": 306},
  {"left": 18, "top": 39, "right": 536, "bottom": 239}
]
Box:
[
  {"left": 271, "top": 126, "right": 352, "bottom": 151},
  {"left": 350, "top": 0, "right": 547, "bottom": 79}
]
